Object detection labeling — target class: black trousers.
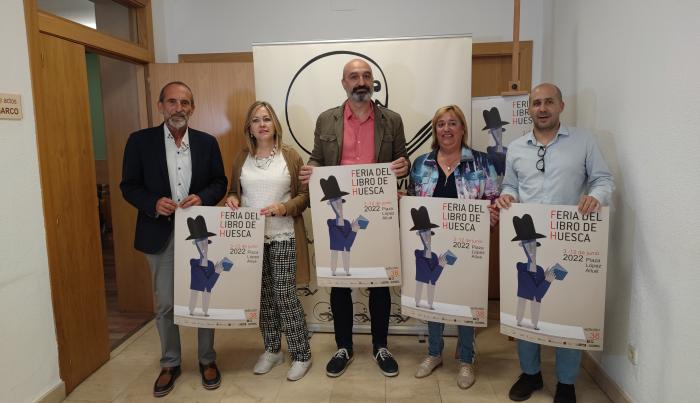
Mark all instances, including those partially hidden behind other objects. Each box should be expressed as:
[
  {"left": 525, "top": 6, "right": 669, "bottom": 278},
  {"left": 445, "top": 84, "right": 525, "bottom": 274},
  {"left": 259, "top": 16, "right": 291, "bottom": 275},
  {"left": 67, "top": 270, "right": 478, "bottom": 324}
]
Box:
[{"left": 330, "top": 286, "right": 390, "bottom": 351}]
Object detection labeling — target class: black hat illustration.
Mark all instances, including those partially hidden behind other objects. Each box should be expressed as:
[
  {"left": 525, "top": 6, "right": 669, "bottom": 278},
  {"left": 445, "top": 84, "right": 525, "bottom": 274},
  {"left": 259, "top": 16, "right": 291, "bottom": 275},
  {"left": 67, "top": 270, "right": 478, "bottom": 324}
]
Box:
[
  {"left": 482, "top": 107, "right": 509, "bottom": 131},
  {"left": 511, "top": 214, "right": 545, "bottom": 246},
  {"left": 409, "top": 206, "right": 440, "bottom": 234},
  {"left": 320, "top": 175, "right": 349, "bottom": 202},
  {"left": 185, "top": 215, "right": 216, "bottom": 240}
]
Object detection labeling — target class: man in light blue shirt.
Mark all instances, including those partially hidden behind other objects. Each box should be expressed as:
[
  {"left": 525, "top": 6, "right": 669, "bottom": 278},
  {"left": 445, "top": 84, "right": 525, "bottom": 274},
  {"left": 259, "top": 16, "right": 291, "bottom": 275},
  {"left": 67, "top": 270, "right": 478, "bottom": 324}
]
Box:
[{"left": 495, "top": 83, "right": 614, "bottom": 403}]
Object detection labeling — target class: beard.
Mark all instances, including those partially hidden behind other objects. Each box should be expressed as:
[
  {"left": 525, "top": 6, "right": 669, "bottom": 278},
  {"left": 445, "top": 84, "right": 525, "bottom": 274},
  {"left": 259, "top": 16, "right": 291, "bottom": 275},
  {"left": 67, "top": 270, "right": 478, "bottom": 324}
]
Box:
[
  {"left": 167, "top": 113, "right": 188, "bottom": 129},
  {"left": 349, "top": 85, "right": 372, "bottom": 102}
]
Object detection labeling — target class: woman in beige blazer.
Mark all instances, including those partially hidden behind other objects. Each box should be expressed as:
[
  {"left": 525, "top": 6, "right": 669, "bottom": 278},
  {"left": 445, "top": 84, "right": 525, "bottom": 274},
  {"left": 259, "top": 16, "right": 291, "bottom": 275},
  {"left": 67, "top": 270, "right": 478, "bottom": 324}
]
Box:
[{"left": 225, "top": 101, "right": 311, "bottom": 381}]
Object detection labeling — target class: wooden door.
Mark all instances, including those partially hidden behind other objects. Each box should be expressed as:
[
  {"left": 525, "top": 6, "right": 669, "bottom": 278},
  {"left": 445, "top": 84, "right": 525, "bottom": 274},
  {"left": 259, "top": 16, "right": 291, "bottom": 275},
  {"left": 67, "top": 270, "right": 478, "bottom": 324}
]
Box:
[
  {"left": 100, "top": 57, "right": 153, "bottom": 312},
  {"left": 35, "top": 33, "right": 110, "bottom": 392},
  {"left": 472, "top": 41, "right": 533, "bottom": 97},
  {"left": 147, "top": 62, "right": 256, "bottom": 179}
]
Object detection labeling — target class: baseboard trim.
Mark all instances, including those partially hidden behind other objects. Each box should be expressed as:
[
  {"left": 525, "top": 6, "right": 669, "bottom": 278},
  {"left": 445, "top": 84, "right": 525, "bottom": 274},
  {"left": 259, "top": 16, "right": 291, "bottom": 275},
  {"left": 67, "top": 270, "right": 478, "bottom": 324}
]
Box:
[
  {"left": 34, "top": 381, "right": 65, "bottom": 403},
  {"left": 582, "top": 352, "right": 633, "bottom": 403}
]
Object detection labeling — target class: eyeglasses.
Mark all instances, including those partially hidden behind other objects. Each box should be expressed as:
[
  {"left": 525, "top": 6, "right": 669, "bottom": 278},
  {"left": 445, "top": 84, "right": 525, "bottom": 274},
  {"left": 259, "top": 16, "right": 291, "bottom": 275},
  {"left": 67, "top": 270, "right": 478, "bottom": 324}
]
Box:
[{"left": 536, "top": 146, "right": 546, "bottom": 172}]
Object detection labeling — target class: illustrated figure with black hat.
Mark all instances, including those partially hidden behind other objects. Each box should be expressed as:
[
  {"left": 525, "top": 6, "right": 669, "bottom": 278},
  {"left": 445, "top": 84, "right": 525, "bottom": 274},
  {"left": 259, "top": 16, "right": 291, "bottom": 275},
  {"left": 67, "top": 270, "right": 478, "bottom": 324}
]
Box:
[
  {"left": 410, "top": 206, "right": 448, "bottom": 310},
  {"left": 186, "top": 215, "right": 232, "bottom": 317},
  {"left": 511, "top": 214, "right": 558, "bottom": 330},
  {"left": 320, "top": 175, "right": 362, "bottom": 276},
  {"left": 482, "top": 106, "right": 509, "bottom": 175}
]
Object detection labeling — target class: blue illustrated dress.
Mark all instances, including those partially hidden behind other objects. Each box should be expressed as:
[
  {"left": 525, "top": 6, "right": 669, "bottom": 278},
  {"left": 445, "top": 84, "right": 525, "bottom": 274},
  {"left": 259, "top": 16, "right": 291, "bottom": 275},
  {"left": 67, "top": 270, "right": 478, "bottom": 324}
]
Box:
[
  {"left": 415, "top": 250, "right": 444, "bottom": 285},
  {"left": 190, "top": 259, "right": 220, "bottom": 292},
  {"left": 516, "top": 262, "right": 550, "bottom": 302},
  {"left": 327, "top": 219, "right": 357, "bottom": 251}
]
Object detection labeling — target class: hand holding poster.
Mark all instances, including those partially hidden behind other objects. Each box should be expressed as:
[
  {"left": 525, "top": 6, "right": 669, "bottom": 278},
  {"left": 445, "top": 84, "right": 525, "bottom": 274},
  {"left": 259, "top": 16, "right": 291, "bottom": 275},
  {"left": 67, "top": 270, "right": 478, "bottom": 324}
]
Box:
[
  {"left": 400, "top": 196, "right": 490, "bottom": 326},
  {"left": 309, "top": 163, "right": 401, "bottom": 288},
  {"left": 174, "top": 206, "right": 265, "bottom": 329},
  {"left": 499, "top": 204, "right": 609, "bottom": 350}
]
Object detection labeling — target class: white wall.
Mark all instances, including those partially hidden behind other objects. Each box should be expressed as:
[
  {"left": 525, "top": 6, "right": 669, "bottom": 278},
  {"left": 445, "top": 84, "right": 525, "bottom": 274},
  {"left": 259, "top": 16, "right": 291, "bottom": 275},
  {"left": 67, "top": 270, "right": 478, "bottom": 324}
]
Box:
[
  {"left": 151, "top": 0, "right": 547, "bottom": 84},
  {"left": 0, "top": 2, "right": 61, "bottom": 402},
  {"left": 545, "top": 1, "right": 700, "bottom": 401}
]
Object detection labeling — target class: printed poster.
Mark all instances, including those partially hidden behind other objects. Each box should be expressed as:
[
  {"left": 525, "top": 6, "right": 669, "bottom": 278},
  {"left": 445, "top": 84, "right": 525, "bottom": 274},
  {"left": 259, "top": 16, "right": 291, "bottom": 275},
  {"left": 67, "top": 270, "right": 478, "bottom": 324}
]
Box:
[
  {"left": 499, "top": 203, "right": 609, "bottom": 350},
  {"left": 309, "top": 163, "right": 401, "bottom": 288},
  {"left": 471, "top": 95, "right": 532, "bottom": 177},
  {"left": 399, "top": 196, "right": 491, "bottom": 326},
  {"left": 174, "top": 206, "right": 265, "bottom": 329}
]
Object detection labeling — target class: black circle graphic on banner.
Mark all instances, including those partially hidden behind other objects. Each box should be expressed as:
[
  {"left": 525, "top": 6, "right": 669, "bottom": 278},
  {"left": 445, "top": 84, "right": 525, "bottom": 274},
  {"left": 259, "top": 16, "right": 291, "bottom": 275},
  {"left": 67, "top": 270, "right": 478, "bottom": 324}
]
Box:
[{"left": 284, "top": 51, "right": 389, "bottom": 155}]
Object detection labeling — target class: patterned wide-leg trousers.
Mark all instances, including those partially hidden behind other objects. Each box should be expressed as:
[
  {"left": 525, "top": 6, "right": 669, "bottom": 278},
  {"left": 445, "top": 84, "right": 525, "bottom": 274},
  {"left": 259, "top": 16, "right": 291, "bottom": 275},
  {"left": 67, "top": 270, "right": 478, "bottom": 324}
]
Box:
[{"left": 259, "top": 238, "right": 311, "bottom": 362}]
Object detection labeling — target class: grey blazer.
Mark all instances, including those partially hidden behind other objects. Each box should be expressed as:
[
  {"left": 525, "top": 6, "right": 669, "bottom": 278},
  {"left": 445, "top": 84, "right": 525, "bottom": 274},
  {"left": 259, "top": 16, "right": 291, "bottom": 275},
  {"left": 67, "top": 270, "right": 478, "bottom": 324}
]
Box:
[{"left": 308, "top": 101, "right": 409, "bottom": 176}]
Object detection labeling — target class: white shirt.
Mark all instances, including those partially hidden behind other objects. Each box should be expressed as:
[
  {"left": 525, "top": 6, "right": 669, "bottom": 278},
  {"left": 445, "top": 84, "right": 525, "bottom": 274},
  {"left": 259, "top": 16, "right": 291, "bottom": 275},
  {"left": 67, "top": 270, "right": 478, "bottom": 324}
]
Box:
[
  {"left": 164, "top": 125, "right": 192, "bottom": 204},
  {"left": 240, "top": 153, "right": 295, "bottom": 241}
]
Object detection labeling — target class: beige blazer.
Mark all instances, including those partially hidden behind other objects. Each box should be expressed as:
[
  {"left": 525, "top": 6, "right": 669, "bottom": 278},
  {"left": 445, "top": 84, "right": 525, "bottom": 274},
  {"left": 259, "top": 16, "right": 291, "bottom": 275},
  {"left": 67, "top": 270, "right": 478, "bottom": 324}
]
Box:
[{"left": 227, "top": 145, "right": 311, "bottom": 285}]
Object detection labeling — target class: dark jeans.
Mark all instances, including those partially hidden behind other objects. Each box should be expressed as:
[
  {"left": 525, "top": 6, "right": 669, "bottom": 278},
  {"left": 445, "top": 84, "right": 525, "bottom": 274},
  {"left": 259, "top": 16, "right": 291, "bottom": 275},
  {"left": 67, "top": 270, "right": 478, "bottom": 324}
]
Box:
[{"left": 330, "top": 286, "right": 390, "bottom": 351}]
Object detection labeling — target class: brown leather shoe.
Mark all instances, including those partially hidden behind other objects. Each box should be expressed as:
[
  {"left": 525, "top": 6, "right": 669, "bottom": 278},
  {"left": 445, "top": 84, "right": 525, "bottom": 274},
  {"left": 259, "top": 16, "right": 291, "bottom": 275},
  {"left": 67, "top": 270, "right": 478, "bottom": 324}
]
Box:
[
  {"left": 153, "top": 366, "right": 180, "bottom": 397},
  {"left": 199, "top": 361, "right": 221, "bottom": 390}
]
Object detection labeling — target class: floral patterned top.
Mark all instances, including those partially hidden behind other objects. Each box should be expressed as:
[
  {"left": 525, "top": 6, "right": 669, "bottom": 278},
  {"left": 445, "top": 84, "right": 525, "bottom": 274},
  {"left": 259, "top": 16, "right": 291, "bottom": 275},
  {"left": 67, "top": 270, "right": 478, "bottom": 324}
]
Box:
[{"left": 408, "top": 146, "right": 500, "bottom": 201}]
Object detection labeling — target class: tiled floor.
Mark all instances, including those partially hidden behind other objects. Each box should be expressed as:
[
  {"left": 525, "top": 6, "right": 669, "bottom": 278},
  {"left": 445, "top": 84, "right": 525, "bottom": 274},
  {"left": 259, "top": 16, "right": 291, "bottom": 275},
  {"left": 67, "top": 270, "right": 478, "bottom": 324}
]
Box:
[
  {"left": 102, "top": 231, "right": 154, "bottom": 350},
  {"left": 65, "top": 320, "right": 612, "bottom": 403}
]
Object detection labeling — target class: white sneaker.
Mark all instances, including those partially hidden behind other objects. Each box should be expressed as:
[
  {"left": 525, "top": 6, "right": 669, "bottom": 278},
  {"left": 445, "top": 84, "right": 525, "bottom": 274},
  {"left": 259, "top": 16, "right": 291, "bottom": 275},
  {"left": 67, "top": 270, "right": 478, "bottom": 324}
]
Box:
[
  {"left": 253, "top": 351, "right": 284, "bottom": 374},
  {"left": 415, "top": 355, "right": 442, "bottom": 378},
  {"left": 457, "top": 362, "right": 476, "bottom": 389},
  {"left": 287, "top": 359, "right": 312, "bottom": 381}
]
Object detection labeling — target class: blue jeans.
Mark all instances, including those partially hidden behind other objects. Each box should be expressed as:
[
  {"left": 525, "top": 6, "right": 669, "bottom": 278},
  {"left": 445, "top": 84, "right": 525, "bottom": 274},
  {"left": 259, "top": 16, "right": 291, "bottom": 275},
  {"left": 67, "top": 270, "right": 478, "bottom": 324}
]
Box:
[
  {"left": 517, "top": 340, "right": 581, "bottom": 384},
  {"left": 427, "top": 322, "right": 475, "bottom": 363}
]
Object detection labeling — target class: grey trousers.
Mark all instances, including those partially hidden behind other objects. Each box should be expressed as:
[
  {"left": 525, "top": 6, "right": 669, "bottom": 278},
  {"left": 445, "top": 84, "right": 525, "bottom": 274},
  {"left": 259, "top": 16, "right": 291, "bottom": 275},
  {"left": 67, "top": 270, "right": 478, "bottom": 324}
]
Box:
[{"left": 145, "top": 235, "right": 216, "bottom": 367}]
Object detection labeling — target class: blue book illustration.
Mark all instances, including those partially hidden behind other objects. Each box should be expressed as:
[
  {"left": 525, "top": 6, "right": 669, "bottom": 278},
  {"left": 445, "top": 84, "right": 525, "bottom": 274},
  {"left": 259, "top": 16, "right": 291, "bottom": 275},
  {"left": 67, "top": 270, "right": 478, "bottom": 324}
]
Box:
[
  {"left": 551, "top": 263, "right": 567, "bottom": 280},
  {"left": 441, "top": 250, "right": 458, "bottom": 265},
  {"left": 221, "top": 257, "right": 233, "bottom": 272},
  {"left": 357, "top": 215, "right": 370, "bottom": 229}
]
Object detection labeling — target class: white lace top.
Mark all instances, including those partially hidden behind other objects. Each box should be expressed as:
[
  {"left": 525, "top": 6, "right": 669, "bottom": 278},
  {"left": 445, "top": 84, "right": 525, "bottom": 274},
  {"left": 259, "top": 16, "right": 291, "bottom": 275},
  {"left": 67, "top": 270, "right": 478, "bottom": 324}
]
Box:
[{"left": 240, "top": 153, "right": 295, "bottom": 242}]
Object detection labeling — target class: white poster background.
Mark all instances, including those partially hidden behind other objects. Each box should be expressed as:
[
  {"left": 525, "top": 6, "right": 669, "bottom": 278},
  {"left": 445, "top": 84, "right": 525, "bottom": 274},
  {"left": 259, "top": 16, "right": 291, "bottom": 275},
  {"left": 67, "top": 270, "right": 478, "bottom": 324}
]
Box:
[
  {"left": 400, "top": 196, "right": 490, "bottom": 327},
  {"left": 471, "top": 95, "right": 532, "bottom": 178},
  {"left": 309, "top": 163, "right": 401, "bottom": 288},
  {"left": 499, "top": 204, "right": 609, "bottom": 350},
  {"left": 174, "top": 207, "right": 265, "bottom": 329}
]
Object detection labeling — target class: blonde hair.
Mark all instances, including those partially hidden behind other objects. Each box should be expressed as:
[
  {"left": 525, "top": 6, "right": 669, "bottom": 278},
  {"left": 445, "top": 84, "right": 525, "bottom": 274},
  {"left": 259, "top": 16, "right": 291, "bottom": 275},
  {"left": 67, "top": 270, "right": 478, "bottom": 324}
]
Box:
[
  {"left": 430, "top": 105, "right": 469, "bottom": 150},
  {"left": 243, "top": 101, "right": 283, "bottom": 155}
]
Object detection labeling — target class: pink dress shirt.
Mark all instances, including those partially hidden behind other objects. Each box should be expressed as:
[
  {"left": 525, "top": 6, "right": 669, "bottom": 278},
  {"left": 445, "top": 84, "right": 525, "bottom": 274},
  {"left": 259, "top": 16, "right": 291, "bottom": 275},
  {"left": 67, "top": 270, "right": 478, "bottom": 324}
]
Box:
[{"left": 339, "top": 102, "right": 376, "bottom": 165}]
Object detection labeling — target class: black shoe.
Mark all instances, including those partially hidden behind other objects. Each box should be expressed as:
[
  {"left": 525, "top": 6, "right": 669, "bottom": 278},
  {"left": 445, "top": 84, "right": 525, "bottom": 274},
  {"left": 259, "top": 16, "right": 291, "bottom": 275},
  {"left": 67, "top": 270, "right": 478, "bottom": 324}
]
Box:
[
  {"left": 153, "top": 365, "right": 181, "bottom": 398},
  {"left": 326, "top": 348, "right": 354, "bottom": 377},
  {"left": 373, "top": 347, "right": 399, "bottom": 377},
  {"left": 199, "top": 361, "right": 222, "bottom": 390},
  {"left": 554, "top": 382, "right": 576, "bottom": 403},
  {"left": 508, "top": 372, "right": 543, "bottom": 401}
]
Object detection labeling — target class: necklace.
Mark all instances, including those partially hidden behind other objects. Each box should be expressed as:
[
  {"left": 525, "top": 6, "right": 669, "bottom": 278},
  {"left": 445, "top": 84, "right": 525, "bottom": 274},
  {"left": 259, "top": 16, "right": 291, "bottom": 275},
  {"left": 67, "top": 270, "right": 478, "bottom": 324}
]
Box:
[
  {"left": 439, "top": 152, "right": 461, "bottom": 173},
  {"left": 254, "top": 145, "right": 277, "bottom": 169}
]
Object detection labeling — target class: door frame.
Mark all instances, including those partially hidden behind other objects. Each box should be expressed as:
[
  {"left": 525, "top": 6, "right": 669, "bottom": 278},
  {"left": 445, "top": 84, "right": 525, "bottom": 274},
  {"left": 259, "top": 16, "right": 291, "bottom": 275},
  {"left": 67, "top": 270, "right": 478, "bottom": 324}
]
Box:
[{"left": 23, "top": 0, "right": 155, "bottom": 392}]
